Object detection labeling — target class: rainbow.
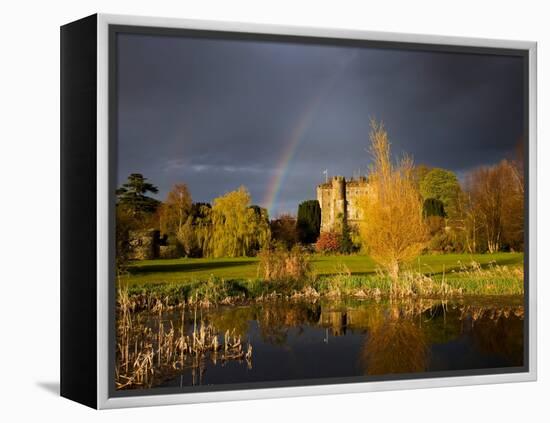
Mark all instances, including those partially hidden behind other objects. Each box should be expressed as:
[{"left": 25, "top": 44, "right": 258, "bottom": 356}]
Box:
[
  {"left": 262, "top": 51, "right": 358, "bottom": 217},
  {"left": 262, "top": 93, "right": 324, "bottom": 217}
]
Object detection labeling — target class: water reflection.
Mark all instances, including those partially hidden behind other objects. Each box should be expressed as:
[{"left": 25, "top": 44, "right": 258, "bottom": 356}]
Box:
[
  {"left": 120, "top": 296, "right": 524, "bottom": 389},
  {"left": 361, "top": 313, "right": 429, "bottom": 375}
]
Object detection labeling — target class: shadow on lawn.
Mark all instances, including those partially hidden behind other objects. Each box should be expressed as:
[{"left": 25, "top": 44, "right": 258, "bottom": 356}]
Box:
[{"left": 129, "top": 259, "right": 258, "bottom": 274}]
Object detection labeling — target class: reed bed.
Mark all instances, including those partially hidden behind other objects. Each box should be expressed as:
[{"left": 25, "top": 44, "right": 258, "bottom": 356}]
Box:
[{"left": 116, "top": 284, "right": 252, "bottom": 390}]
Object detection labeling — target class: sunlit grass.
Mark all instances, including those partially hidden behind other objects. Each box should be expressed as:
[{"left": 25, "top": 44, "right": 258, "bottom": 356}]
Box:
[{"left": 123, "top": 252, "right": 523, "bottom": 286}]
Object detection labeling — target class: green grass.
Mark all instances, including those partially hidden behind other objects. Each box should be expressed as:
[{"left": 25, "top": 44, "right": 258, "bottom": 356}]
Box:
[
  {"left": 119, "top": 253, "right": 524, "bottom": 309},
  {"left": 122, "top": 252, "right": 523, "bottom": 286}
]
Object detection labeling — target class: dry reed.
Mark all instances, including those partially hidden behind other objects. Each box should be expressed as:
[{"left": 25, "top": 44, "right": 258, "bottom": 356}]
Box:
[{"left": 116, "top": 282, "right": 252, "bottom": 390}]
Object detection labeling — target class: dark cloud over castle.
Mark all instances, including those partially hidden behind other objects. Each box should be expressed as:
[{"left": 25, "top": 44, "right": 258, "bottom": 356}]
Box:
[{"left": 117, "top": 32, "right": 525, "bottom": 217}]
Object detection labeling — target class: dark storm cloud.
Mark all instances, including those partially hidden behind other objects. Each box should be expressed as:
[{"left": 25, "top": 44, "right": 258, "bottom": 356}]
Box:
[{"left": 117, "top": 32, "right": 524, "bottom": 217}]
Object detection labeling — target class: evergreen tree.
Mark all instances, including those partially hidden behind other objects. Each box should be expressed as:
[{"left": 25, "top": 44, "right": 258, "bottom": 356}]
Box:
[
  {"left": 116, "top": 173, "right": 160, "bottom": 216},
  {"left": 340, "top": 218, "right": 354, "bottom": 254},
  {"left": 296, "top": 200, "right": 321, "bottom": 244}
]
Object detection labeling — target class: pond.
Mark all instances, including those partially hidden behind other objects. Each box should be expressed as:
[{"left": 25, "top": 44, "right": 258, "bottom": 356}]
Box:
[{"left": 116, "top": 296, "right": 524, "bottom": 390}]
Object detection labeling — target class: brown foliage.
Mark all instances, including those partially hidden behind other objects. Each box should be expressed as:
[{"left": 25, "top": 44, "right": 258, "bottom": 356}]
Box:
[
  {"left": 465, "top": 160, "right": 524, "bottom": 253},
  {"left": 257, "top": 244, "right": 311, "bottom": 284},
  {"left": 270, "top": 214, "right": 299, "bottom": 249}
]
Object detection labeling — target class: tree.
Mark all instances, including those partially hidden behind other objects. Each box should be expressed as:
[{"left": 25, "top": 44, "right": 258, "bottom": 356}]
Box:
[
  {"left": 465, "top": 160, "right": 523, "bottom": 253},
  {"left": 116, "top": 173, "right": 160, "bottom": 216},
  {"left": 177, "top": 215, "right": 199, "bottom": 257},
  {"left": 159, "top": 183, "right": 192, "bottom": 236},
  {"left": 115, "top": 206, "right": 134, "bottom": 270},
  {"left": 189, "top": 203, "right": 213, "bottom": 257},
  {"left": 449, "top": 188, "right": 480, "bottom": 254},
  {"left": 423, "top": 198, "right": 446, "bottom": 218},
  {"left": 296, "top": 200, "right": 321, "bottom": 244},
  {"left": 340, "top": 217, "right": 354, "bottom": 254},
  {"left": 505, "top": 139, "right": 525, "bottom": 250},
  {"left": 413, "top": 164, "right": 432, "bottom": 189},
  {"left": 419, "top": 168, "right": 461, "bottom": 217},
  {"left": 502, "top": 171, "right": 524, "bottom": 251},
  {"left": 359, "top": 120, "right": 428, "bottom": 283},
  {"left": 115, "top": 174, "right": 160, "bottom": 263},
  {"left": 270, "top": 214, "right": 299, "bottom": 250},
  {"left": 190, "top": 202, "right": 212, "bottom": 217},
  {"left": 210, "top": 187, "right": 271, "bottom": 257},
  {"left": 248, "top": 205, "right": 272, "bottom": 254}
]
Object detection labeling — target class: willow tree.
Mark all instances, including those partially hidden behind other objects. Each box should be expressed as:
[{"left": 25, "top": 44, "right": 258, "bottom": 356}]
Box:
[
  {"left": 178, "top": 203, "right": 213, "bottom": 257},
  {"left": 210, "top": 187, "right": 270, "bottom": 257},
  {"left": 359, "top": 120, "right": 428, "bottom": 284}
]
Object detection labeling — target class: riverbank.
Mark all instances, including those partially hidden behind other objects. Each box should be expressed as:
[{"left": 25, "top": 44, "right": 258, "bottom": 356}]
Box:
[{"left": 119, "top": 256, "right": 523, "bottom": 311}]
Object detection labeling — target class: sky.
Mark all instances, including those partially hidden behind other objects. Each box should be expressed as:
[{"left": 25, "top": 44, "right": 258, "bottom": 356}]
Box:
[{"left": 116, "top": 32, "right": 525, "bottom": 218}]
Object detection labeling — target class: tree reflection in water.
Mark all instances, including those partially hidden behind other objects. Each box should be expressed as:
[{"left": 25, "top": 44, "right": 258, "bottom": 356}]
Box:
[{"left": 360, "top": 305, "right": 429, "bottom": 375}]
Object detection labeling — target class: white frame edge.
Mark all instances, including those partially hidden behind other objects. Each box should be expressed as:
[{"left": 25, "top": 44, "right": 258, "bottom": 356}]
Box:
[{"left": 96, "top": 13, "right": 537, "bottom": 409}]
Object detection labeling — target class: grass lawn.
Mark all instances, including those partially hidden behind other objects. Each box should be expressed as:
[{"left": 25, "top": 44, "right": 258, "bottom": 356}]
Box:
[{"left": 122, "top": 252, "right": 524, "bottom": 286}]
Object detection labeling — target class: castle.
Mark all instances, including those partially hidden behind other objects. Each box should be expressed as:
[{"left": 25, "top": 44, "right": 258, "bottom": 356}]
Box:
[{"left": 317, "top": 176, "right": 371, "bottom": 233}]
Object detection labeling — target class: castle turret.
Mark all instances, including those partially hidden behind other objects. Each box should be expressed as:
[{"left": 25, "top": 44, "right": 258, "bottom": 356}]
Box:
[{"left": 331, "top": 176, "right": 346, "bottom": 231}]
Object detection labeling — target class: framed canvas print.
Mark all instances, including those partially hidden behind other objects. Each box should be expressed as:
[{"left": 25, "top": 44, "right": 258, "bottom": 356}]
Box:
[{"left": 60, "top": 13, "right": 537, "bottom": 409}]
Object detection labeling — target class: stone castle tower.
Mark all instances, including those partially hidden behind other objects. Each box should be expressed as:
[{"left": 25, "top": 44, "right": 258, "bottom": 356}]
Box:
[{"left": 316, "top": 176, "right": 371, "bottom": 233}]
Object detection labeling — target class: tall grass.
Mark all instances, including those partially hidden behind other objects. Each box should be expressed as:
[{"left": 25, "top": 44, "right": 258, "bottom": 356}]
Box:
[
  {"left": 311, "top": 259, "right": 523, "bottom": 298},
  {"left": 116, "top": 282, "right": 252, "bottom": 389},
  {"left": 257, "top": 244, "right": 312, "bottom": 287},
  {"left": 442, "top": 260, "right": 524, "bottom": 295}
]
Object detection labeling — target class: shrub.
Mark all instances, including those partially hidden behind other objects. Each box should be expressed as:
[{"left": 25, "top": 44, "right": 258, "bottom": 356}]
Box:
[
  {"left": 257, "top": 243, "right": 311, "bottom": 284},
  {"left": 315, "top": 231, "right": 342, "bottom": 253}
]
